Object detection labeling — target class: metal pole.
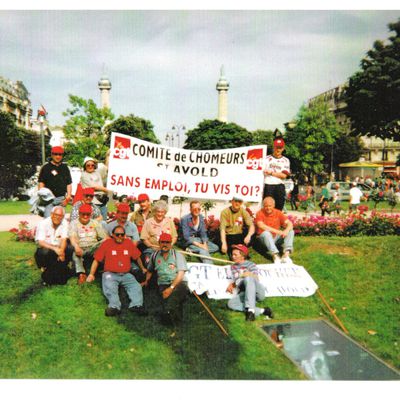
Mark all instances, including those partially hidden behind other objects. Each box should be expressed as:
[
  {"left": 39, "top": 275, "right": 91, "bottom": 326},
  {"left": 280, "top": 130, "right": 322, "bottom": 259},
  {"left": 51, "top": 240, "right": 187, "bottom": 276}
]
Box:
[{"left": 39, "top": 115, "right": 45, "bottom": 165}]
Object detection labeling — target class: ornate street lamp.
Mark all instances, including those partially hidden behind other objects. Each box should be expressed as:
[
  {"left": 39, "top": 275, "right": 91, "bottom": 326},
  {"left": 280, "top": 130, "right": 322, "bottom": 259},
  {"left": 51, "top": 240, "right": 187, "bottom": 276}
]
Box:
[{"left": 172, "top": 125, "right": 186, "bottom": 148}]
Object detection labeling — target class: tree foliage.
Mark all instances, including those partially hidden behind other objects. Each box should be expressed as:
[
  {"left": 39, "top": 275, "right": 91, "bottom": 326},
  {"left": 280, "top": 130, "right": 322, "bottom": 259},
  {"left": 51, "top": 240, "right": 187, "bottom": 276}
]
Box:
[
  {"left": 0, "top": 111, "right": 48, "bottom": 198},
  {"left": 251, "top": 129, "right": 274, "bottom": 152},
  {"left": 284, "top": 99, "right": 343, "bottom": 180},
  {"left": 103, "top": 114, "right": 160, "bottom": 144},
  {"left": 62, "top": 95, "right": 114, "bottom": 166},
  {"left": 346, "top": 19, "right": 400, "bottom": 141},
  {"left": 183, "top": 119, "right": 252, "bottom": 150}
]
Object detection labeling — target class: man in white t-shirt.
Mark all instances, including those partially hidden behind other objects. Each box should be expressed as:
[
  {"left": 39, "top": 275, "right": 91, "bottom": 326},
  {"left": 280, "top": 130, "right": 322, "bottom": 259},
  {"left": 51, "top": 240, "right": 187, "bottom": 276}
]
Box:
[
  {"left": 263, "top": 138, "right": 291, "bottom": 211},
  {"left": 34, "top": 206, "right": 72, "bottom": 285},
  {"left": 349, "top": 182, "right": 364, "bottom": 212}
]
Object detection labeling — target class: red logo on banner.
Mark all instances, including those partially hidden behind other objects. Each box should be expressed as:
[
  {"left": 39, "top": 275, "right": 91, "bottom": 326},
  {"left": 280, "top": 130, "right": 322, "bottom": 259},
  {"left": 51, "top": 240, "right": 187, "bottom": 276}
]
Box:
[
  {"left": 112, "top": 136, "right": 131, "bottom": 159},
  {"left": 246, "top": 148, "right": 263, "bottom": 170}
]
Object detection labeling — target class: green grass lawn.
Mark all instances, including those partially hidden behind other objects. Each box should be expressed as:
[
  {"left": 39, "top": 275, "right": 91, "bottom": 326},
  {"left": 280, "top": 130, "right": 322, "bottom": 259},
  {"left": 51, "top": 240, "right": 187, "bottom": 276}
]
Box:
[{"left": 0, "top": 232, "right": 398, "bottom": 379}]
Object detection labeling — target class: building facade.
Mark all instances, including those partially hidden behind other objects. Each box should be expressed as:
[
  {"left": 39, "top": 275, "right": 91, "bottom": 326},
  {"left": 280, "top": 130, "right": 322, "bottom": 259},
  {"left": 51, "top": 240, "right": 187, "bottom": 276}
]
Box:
[
  {"left": 0, "top": 76, "right": 32, "bottom": 129},
  {"left": 308, "top": 83, "right": 400, "bottom": 175}
]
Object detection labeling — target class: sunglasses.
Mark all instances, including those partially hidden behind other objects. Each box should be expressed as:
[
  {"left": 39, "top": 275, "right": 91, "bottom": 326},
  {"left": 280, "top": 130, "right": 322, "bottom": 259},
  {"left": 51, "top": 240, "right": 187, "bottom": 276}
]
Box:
[
  {"left": 84, "top": 194, "right": 94, "bottom": 198},
  {"left": 114, "top": 233, "right": 125, "bottom": 237},
  {"left": 86, "top": 164, "right": 96, "bottom": 168},
  {"left": 52, "top": 153, "right": 64, "bottom": 156},
  {"left": 79, "top": 213, "right": 91, "bottom": 217}
]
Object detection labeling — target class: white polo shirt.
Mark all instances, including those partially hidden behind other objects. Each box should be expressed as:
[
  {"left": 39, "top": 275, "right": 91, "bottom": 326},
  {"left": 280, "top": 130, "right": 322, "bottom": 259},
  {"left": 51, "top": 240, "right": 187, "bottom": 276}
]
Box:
[
  {"left": 264, "top": 155, "right": 291, "bottom": 185},
  {"left": 35, "top": 217, "right": 69, "bottom": 247}
]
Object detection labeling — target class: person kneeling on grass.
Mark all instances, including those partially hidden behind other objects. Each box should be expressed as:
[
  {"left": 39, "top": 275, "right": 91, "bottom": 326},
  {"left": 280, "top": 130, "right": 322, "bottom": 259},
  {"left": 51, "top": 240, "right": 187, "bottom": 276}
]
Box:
[
  {"left": 86, "top": 225, "right": 147, "bottom": 317},
  {"left": 226, "top": 244, "right": 273, "bottom": 322},
  {"left": 143, "top": 232, "right": 189, "bottom": 326}
]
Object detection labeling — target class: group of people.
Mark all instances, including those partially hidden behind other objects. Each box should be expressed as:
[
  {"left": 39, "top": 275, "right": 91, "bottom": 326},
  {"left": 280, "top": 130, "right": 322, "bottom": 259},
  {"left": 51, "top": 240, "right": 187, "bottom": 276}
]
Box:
[{"left": 34, "top": 140, "right": 295, "bottom": 325}]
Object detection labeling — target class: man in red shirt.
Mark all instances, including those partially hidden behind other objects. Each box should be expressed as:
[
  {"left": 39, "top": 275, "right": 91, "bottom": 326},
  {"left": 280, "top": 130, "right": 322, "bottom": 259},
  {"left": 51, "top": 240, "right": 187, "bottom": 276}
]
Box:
[
  {"left": 86, "top": 225, "right": 147, "bottom": 317},
  {"left": 255, "top": 196, "right": 295, "bottom": 264}
]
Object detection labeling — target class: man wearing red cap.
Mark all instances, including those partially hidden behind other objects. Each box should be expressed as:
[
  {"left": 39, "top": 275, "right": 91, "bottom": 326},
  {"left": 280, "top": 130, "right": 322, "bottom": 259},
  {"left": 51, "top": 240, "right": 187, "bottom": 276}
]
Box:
[
  {"left": 69, "top": 203, "right": 108, "bottom": 284},
  {"left": 70, "top": 187, "right": 102, "bottom": 221},
  {"left": 86, "top": 225, "right": 147, "bottom": 317},
  {"left": 263, "top": 137, "right": 291, "bottom": 211},
  {"left": 38, "top": 146, "right": 72, "bottom": 218},
  {"left": 105, "top": 203, "right": 146, "bottom": 281},
  {"left": 130, "top": 193, "right": 153, "bottom": 234},
  {"left": 144, "top": 232, "right": 188, "bottom": 326},
  {"left": 226, "top": 244, "right": 273, "bottom": 321}
]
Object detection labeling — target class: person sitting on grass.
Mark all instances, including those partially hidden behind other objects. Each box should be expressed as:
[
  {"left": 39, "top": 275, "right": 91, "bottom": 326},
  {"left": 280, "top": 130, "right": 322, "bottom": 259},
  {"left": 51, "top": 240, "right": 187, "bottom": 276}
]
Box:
[
  {"left": 220, "top": 196, "right": 255, "bottom": 258},
  {"left": 254, "top": 196, "right": 295, "bottom": 264},
  {"left": 34, "top": 206, "right": 72, "bottom": 285},
  {"left": 179, "top": 200, "right": 219, "bottom": 264},
  {"left": 70, "top": 187, "right": 103, "bottom": 222},
  {"left": 86, "top": 225, "right": 147, "bottom": 317},
  {"left": 143, "top": 232, "right": 188, "bottom": 326},
  {"left": 69, "top": 204, "right": 108, "bottom": 284},
  {"left": 226, "top": 244, "right": 273, "bottom": 322},
  {"left": 140, "top": 200, "right": 177, "bottom": 265}
]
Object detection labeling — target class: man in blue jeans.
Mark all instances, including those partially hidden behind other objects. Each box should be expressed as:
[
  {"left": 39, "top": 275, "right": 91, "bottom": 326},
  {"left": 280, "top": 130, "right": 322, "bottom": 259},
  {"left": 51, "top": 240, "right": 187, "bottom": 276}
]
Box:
[
  {"left": 179, "top": 200, "right": 219, "bottom": 263},
  {"left": 226, "top": 244, "right": 273, "bottom": 321},
  {"left": 255, "top": 196, "right": 295, "bottom": 264},
  {"left": 86, "top": 225, "right": 147, "bottom": 317}
]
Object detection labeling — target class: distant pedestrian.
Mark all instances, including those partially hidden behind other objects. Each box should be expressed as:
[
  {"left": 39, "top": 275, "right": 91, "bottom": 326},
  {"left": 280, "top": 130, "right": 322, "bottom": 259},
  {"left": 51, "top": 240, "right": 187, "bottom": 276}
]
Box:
[{"left": 38, "top": 146, "right": 72, "bottom": 218}]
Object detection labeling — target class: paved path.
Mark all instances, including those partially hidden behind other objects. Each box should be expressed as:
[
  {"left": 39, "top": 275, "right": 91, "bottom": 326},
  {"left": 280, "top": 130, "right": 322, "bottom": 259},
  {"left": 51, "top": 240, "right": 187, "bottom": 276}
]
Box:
[{"left": 0, "top": 201, "right": 319, "bottom": 232}]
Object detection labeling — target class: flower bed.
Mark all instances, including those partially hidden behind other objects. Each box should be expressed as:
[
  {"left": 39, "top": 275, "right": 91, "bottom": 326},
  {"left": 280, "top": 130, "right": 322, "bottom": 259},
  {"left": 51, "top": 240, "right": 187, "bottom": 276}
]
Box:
[
  {"left": 287, "top": 211, "right": 400, "bottom": 236},
  {"left": 9, "top": 221, "right": 36, "bottom": 242}
]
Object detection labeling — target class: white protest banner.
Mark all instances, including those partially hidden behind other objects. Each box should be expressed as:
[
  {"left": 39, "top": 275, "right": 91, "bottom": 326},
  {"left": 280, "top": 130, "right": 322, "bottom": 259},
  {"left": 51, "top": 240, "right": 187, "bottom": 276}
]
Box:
[
  {"left": 107, "top": 132, "right": 267, "bottom": 202},
  {"left": 185, "top": 263, "right": 318, "bottom": 299}
]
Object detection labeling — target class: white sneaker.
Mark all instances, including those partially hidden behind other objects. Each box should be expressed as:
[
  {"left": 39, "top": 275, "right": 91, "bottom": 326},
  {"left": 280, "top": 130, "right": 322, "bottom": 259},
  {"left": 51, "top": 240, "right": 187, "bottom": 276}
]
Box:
[
  {"left": 281, "top": 256, "right": 293, "bottom": 264},
  {"left": 273, "top": 255, "right": 281, "bottom": 264}
]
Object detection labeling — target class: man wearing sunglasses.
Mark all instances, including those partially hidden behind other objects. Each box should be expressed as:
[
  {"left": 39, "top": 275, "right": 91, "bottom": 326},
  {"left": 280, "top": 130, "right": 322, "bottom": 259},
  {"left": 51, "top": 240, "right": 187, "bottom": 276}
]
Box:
[
  {"left": 86, "top": 226, "right": 147, "bottom": 317},
  {"left": 69, "top": 203, "right": 108, "bottom": 284},
  {"left": 144, "top": 232, "right": 188, "bottom": 326},
  {"left": 70, "top": 187, "right": 102, "bottom": 222},
  {"left": 38, "top": 146, "right": 72, "bottom": 218}
]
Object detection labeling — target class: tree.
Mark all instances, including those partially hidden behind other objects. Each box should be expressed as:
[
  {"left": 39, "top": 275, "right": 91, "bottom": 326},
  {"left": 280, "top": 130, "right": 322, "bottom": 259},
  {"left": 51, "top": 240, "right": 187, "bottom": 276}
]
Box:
[
  {"left": 346, "top": 19, "right": 400, "bottom": 141},
  {"left": 183, "top": 119, "right": 252, "bottom": 150},
  {"left": 0, "top": 111, "right": 47, "bottom": 198},
  {"left": 251, "top": 129, "right": 274, "bottom": 152},
  {"left": 103, "top": 114, "right": 160, "bottom": 144},
  {"left": 321, "top": 134, "right": 365, "bottom": 177},
  {"left": 284, "top": 99, "right": 342, "bottom": 181},
  {"left": 62, "top": 95, "right": 114, "bottom": 166}
]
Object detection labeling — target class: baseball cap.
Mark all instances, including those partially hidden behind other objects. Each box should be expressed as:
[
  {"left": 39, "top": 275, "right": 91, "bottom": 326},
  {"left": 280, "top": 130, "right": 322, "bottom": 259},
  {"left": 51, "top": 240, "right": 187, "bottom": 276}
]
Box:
[
  {"left": 232, "top": 244, "right": 249, "bottom": 257},
  {"left": 51, "top": 146, "right": 64, "bottom": 154},
  {"left": 273, "top": 138, "right": 285, "bottom": 148},
  {"left": 137, "top": 193, "right": 150, "bottom": 202},
  {"left": 159, "top": 232, "right": 172, "bottom": 242},
  {"left": 117, "top": 203, "right": 130, "bottom": 213},
  {"left": 232, "top": 196, "right": 243, "bottom": 202},
  {"left": 79, "top": 204, "right": 92, "bottom": 214},
  {"left": 83, "top": 187, "right": 95, "bottom": 196}
]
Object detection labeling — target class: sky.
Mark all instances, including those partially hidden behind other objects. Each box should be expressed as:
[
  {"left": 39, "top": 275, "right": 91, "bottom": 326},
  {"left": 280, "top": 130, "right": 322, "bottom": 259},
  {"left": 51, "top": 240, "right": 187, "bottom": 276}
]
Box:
[{"left": 1, "top": 8, "right": 399, "bottom": 144}]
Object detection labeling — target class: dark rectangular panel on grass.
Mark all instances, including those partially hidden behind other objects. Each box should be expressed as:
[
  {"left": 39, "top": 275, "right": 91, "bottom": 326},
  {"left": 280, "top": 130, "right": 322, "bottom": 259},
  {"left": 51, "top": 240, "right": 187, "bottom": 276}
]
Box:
[{"left": 262, "top": 319, "right": 400, "bottom": 380}]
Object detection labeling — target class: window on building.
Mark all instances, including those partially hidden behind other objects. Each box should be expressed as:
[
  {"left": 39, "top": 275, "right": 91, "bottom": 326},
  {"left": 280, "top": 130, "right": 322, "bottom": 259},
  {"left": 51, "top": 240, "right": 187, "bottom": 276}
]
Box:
[{"left": 382, "top": 149, "right": 388, "bottom": 161}]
